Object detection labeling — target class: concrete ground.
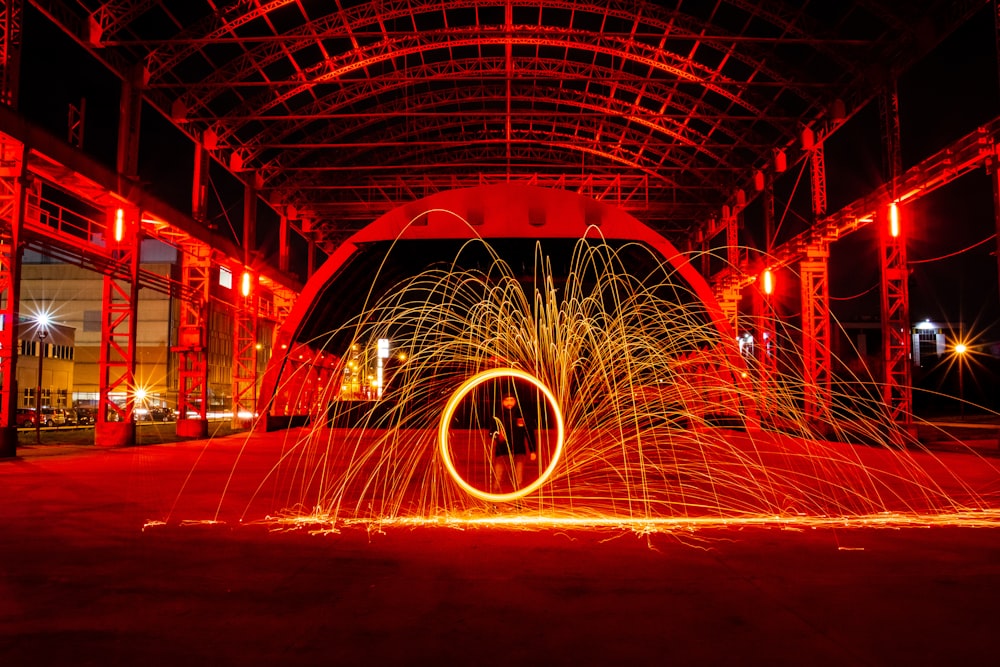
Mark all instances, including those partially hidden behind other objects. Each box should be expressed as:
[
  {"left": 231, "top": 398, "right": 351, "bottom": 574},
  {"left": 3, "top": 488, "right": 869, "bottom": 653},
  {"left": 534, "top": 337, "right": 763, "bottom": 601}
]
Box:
[{"left": 2, "top": 429, "right": 1000, "bottom": 666}]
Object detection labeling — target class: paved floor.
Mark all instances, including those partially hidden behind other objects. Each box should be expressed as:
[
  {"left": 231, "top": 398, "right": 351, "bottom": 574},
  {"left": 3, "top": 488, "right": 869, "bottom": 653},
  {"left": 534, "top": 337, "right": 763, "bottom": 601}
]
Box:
[{"left": 2, "top": 430, "right": 1000, "bottom": 666}]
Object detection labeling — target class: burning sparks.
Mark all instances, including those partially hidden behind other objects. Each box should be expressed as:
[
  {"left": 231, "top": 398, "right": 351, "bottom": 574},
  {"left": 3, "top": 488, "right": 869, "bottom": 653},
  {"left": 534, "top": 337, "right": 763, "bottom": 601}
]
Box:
[{"left": 178, "top": 236, "right": 1000, "bottom": 534}]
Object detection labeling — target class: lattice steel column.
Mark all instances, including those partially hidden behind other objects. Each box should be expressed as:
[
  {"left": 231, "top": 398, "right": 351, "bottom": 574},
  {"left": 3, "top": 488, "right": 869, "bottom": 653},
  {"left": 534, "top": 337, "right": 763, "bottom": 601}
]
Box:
[
  {"left": 809, "top": 143, "right": 828, "bottom": 218},
  {"left": 992, "top": 141, "right": 1000, "bottom": 309},
  {"left": 0, "top": 137, "right": 24, "bottom": 456},
  {"left": 800, "top": 245, "right": 831, "bottom": 425},
  {"left": 174, "top": 245, "right": 211, "bottom": 438},
  {"left": 0, "top": 0, "right": 22, "bottom": 109},
  {"left": 96, "top": 205, "right": 140, "bottom": 447},
  {"left": 725, "top": 210, "right": 740, "bottom": 333},
  {"left": 231, "top": 275, "right": 257, "bottom": 428},
  {"left": 878, "top": 204, "right": 912, "bottom": 426}
]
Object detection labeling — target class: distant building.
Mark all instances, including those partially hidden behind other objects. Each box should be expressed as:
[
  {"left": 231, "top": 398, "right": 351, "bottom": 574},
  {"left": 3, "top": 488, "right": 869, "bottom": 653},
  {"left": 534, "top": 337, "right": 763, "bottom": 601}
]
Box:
[{"left": 15, "top": 318, "right": 75, "bottom": 410}]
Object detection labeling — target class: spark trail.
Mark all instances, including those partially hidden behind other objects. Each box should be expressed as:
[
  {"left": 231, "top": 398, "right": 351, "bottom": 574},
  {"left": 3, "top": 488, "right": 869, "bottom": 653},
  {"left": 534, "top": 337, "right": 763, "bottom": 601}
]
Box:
[{"left": 203, "top": 236, "right": 1000, "bottom": 532}]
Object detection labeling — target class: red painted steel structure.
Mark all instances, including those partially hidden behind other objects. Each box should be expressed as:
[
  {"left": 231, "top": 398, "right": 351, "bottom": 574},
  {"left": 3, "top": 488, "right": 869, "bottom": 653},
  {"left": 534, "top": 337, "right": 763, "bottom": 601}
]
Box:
[
  {"left": 0, "top": 1, "right": 995, "bottom": 447},
  {"left": 800, "top": 140, "right": 831, "bottom": 425},
  {"left": 0, "top": 137, "right": 24, "bottom": 456},
  {"left": 232, "top": 282, "right": 258, "bottom": 428},
  {"left": 0, "top": 0, "right": 21, "bottom": 109},
  {"left": 174, "top": 244, "right": 211, "bottom": 438},
  {"left": 96, "top": 204, "right": 140, "bottom": 446},
  {"left": 259, "top": 184, "right": 749, "bottom": 424},
  {"left": 878, "top": 204, "right": 913, "bottom": 427}
]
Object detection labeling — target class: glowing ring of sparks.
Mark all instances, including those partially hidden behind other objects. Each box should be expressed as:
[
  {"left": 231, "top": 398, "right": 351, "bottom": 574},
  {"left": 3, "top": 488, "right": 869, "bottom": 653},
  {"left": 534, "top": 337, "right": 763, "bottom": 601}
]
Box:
[{"left": 438, "top": 368, "right": 565, "bottom": 503}]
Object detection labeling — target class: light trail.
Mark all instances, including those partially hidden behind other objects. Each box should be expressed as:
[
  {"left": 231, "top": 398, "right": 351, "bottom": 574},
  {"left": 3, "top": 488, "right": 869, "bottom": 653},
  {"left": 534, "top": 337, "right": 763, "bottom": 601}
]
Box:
[{"left": 183, "top": 235, "right": 1000, "bottom": 532}]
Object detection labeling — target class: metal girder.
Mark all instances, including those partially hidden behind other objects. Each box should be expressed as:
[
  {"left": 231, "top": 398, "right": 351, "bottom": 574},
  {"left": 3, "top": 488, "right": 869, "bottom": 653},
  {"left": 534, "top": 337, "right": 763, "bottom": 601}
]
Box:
[
  {"left": 247, "top": 74, "right": 756, "bottom": 173},
  {"left": 0, "top": 0, "right": 22, "bottom": 108},
  {"left": 878, "top": 205, "right": 912, "bottom": 426},
  {"left": 809, "top": 143, "right": 827, "bottom": 217},
  {"left": 219, "top": 30, "right": 773, "bottom": 134},
  {"left": 164, "top": 1, "right": 808, "bottom": 117},
  {"left": 231, "top": 290, "right": 257, "bottom": 428},
  {"left": 800, "top": 246, "right": 831, "bottom": 425},
  {"left": 175, "top": 244, "right": 211, "bottom": 427},
  {"left": 86, "top": 0, "right": 161, "bottom": 44},
  {"left": 289, "top": 171, "right": 656, "bottom": 214},
  {"left": 97, "top": 204, "right": 140, "bottom": 441},
  {"left": 714, "top": 118, "right": 1000, "bottom": 297},
  {"left": 0, "top": 137, "right": 24, "bottom": 449},
  {"left": 879, "top": 84, "right": 903, "bottom": 200}
]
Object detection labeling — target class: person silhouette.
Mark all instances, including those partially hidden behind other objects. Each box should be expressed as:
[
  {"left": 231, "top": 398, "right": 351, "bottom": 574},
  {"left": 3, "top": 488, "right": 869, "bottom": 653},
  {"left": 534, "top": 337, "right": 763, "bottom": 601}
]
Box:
[{"left": 492, "top": 393, "right": 536, "bottom": 492}]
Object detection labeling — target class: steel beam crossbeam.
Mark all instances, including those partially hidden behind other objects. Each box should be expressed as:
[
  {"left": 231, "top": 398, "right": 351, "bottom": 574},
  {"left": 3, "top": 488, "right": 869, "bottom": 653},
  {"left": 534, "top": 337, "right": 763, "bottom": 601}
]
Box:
[
  {"left": 800, "top": 246, "right": 831, "bottom": 425},
  {"left": 713, "top": 118, "right": 1000, "bottom": 297}
]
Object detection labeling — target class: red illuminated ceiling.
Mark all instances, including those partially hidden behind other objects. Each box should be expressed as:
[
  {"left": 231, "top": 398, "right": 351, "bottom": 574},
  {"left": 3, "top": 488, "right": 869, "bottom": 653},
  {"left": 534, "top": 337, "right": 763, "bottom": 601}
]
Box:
[{"left": 29, "top": 0, "right": 983, "bottom": 247}]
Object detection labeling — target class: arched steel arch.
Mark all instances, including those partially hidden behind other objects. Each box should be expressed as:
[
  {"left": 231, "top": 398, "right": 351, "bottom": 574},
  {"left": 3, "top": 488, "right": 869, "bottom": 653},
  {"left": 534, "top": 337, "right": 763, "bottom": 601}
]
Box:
[{"left": 258, "top": 183, "right": 743, "bottom": 422}]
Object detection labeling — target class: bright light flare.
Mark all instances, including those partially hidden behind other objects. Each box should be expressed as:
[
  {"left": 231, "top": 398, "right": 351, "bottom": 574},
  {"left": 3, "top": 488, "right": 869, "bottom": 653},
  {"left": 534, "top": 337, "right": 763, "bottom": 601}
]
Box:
[
  {"left": 438, "top": 367, "right": 565, "bottom": 503},
  {"left": 889, "top": 202, "right": 900, "bottom": 238},
  {"left": 115, "top": 208, "right": 124, "bottom": 243},
  {"left": 762, "top": 269, "right": 774, "bottom": 295}
]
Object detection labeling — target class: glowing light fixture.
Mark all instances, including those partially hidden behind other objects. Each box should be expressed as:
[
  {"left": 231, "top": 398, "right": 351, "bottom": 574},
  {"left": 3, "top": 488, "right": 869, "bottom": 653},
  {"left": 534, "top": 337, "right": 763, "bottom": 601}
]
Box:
[
  {"left": 762, "top": 269, "right": 774, "bottom": 295},
  {"left": 954, "top": 343, "right": 967, "bottom": 355},
  {"left": 241, "top": 271, "right": 251, "bottom": 297},
  {"left": 438, "top": 367, "right": 565, "bottom": 504},
  {"left": 889, "top": 202, "right": 900, "bottom": 238},
  {"left": 114, "top": 208, "right": 124, "bottom": 243}
]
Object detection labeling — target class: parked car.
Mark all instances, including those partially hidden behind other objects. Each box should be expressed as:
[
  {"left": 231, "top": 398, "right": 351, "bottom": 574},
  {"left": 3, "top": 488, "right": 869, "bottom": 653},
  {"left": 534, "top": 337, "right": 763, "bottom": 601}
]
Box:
[
  {"left": 75, "top": 408, "right": 95, "bottom": 425},
  {"left": 149, "top": 407, "right": 176, "bottom": 422},
  {"left": 62, "top": 409, "right": 79, "bottom": 426},
  {"left": 15, "top": 408, "right": 36, "bottom": 428},
  {"left": 38, "top": 408, "right": 65, "bottom": 427}
]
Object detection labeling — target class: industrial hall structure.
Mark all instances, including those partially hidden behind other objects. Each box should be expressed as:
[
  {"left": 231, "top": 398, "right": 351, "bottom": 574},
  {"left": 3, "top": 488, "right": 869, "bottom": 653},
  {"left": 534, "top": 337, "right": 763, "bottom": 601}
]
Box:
[
  {"left": 0, "top": 0, "right": 999, "bottom": 455},
  {"left": 7, "top": 3, "right": 1000, "bottom": 666}
]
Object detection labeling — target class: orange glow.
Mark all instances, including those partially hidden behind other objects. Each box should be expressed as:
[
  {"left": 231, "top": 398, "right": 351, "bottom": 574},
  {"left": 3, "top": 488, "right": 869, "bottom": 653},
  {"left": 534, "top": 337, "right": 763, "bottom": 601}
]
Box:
[
  {"left": 114, "top": 208, "right": 124, "bottom": 243},
  {"left": 889, "top": 202, "right": 900, "bottom": 237},
  {"left": 954, "top": 343, "right": 967, "bottom": 355},
  {"left": 762, "top": 269, "right": 774, "bottom": 295},
  {"left": 241, "top": 271, "right": 251, "bottom": 297},
  {"left": 438, "top": 367, "right": 565, "bottom": 504}
]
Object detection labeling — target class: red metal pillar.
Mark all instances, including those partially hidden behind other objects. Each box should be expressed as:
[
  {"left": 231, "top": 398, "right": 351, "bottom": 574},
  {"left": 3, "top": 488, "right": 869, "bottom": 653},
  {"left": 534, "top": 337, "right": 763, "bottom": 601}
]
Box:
[
  {"left": 231, "top": 272, "right": 257, "bottom": 428},
  {"left": 878, "top": 203, "right": 913, "bottom": 427},
  {"left": 279, "top": 213, "right": 290, "bottom": 273},
  {"left": 992, "top": 142, "right": 1000, "bottom": 309},
  {"left": 95, "top": 204, "right": 140, "bottom": 447},
  {"left": 724, "top": 209, "right": 740, "bottom": 333},
  {"left": 756, "top": 275, "right": 778, "bottom": 376},
  {"left": 231, "top": 174, "right": 259, "bottom": 428},
  {"left": 0, "top": 136, "right": 24, "bottom": 456},
  {"left": 0, "top": 0, "right": 23, "bottom": 109},
  {"left": 800, "top": 246, "right": 831, "bottom": 425},
  {"left": 174, "top": 245, "right": 211, "bottom": 438},
  {"left": 878, "top": 83, "right": 912, "bottom": 431},
  {"left": 117, "top": 62, "right": 144, "bottom": 178},
  {"left": 801, "top": 140, "right": 832, "bottom": 426},
  {"left": 192, "top": 136, "right": 210, "bottom": 223}
]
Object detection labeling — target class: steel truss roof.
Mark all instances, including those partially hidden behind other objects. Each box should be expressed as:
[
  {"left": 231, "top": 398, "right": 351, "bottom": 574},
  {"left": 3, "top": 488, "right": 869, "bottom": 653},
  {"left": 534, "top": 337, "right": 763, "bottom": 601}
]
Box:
[{"left": 29, "top": 0, "right": 986, "bottom": 247}]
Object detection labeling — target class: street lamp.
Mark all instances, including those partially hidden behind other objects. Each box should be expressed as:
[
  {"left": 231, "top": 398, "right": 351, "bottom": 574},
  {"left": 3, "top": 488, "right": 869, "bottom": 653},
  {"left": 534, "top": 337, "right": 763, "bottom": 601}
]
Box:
[
  {"left": 954, "top": 342, "right": 968, "bottom": 421},
  {"left": 35, "top": 328, "right": 48, "bottom": 444}
]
